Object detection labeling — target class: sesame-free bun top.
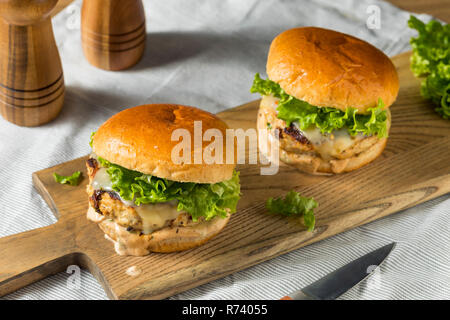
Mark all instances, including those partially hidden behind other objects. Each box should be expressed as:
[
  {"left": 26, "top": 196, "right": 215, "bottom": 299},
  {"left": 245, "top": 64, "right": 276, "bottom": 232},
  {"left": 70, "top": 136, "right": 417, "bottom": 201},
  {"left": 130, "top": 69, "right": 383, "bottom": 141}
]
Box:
[
  {"left": 266, "top": 27, "right": 399, "bottom": 113},
  {"left": 92, "top": 104, "right": 235, "bottom": 184}
]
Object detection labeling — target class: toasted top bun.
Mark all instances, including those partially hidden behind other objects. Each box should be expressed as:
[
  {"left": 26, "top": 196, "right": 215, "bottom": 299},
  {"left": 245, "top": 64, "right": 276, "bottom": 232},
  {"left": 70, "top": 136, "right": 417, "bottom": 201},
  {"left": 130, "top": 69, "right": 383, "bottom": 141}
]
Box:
[
  {"left": 92, "top": 104, "right": 235, "bottom": 184},
  {"left": 266, "top": 27, "right": 399, "bottom": 113}
]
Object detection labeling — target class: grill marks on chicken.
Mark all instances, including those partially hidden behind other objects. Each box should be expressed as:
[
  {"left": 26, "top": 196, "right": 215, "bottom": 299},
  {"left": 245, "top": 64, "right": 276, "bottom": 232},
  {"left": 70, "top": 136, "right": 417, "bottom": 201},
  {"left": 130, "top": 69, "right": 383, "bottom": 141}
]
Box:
[
  {"left": 85, "top": 158, "right": 199, "bottom": 234},
  {"left": 282, "top": 124, "right": 311, "bottom": 145},
  {"left": 90, "top": 189, "right": 120, "bottom": 214}
]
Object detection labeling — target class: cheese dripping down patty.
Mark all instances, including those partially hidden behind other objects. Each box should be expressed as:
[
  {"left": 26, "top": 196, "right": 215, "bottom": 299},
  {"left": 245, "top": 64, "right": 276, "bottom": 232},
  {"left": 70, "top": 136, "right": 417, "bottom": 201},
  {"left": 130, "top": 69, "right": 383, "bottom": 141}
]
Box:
[
  {"left": 91, "top": 166, "right": 182, "bottom": 234},
  {"left": 261, "top": 95, "right": 368, "bottom": 160}
]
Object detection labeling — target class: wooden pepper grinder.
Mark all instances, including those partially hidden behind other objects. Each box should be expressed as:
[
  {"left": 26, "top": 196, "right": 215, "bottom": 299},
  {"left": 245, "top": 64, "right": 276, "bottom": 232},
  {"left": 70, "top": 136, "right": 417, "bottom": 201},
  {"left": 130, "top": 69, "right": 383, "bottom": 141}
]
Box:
[
  {"left": 81, "top": 0, "right": 146, "bottom": 71},
  {"left": 0, "top": 0, "right": 65, "bottom": 127}
]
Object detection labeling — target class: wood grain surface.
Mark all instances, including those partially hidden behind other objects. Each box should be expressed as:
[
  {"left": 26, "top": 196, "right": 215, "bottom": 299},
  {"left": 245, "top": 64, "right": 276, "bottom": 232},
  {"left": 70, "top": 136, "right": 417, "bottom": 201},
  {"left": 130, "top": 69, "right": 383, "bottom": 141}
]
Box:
[
  {"left": 52, "top": 0, "right": 75, "bottom": 17},
  {"left": 81, "top": 0, "right": 146, "bottom": 70},
  {"left": 0, "top": 0, "right": 65, "bottom": 126},
  {"left": 53, "top": 0, "right": 450, "bottom": 23},
  {"left": 0, "top": 52, "right": 448, "bottom": 299},
  {"left": 387, "top": 0, "right": 450, "bottom": 22}
]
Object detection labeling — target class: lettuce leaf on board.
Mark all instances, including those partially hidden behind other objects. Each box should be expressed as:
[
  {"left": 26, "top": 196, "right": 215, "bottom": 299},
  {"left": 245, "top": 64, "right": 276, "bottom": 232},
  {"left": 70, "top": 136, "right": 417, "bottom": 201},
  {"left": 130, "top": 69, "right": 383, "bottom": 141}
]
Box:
[
  {"left": 97, "top": 157, "right": 240, "bottom": 221},
  {"left": 266, "top": 190, "right": 318, "bottom": 231},
  {"left": 53, "top": 171, "right": 82, "bottom": 186},
  {"left": 408, "top": 16, "right": 450, "bottom": 119},
  {"left": 89, "top": 132, "right": 96, "bottom": 147},
  {"left": 250, "top": 73, "right": 388, "bottom": 138}
]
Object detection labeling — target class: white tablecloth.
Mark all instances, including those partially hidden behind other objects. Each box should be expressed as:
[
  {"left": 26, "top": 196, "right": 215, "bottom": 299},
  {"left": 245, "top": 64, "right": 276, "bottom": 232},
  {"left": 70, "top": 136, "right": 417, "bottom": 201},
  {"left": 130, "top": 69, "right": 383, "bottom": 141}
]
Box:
[{"left": 2, "top": 0, "right": 448, "bottom": 300}]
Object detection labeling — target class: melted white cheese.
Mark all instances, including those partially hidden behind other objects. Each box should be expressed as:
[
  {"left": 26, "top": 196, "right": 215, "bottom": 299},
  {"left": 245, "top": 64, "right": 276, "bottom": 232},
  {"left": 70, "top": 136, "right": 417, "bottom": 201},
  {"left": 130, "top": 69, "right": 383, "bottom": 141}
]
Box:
[
  {"left": 90, "top": 163, "right": 181, "bottom": 234},
  {"left": 261, "top": 95, "right": 363, "bottom": 160},
  {"left": 293, "top": 123, "right": 362, "bottom": 160},
  {"left": 261, "top": 95, "right": 279, "bottom": 111},
  {"left": 91, "top": 166, "right": 134, "bottom": 206},
  {"left": 92, "top": 167, "right": 113, "bottom": 191},
  {"left": 135, "top": 201, "right": 181, "bottom": 234}
]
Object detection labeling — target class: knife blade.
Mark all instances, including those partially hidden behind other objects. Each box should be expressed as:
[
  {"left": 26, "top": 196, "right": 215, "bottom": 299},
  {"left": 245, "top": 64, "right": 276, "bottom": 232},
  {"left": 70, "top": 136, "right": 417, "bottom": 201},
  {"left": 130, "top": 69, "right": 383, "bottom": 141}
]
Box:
[{"left": 281, "top": 242, "right": 396, "bottom": 300}]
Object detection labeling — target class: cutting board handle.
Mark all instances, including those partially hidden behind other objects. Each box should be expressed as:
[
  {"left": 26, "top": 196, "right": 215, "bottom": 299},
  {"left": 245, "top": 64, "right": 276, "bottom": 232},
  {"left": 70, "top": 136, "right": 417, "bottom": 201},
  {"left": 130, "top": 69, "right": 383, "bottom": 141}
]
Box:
[{"left": 0, "top": 222, "right": 77, "bottom": 296}]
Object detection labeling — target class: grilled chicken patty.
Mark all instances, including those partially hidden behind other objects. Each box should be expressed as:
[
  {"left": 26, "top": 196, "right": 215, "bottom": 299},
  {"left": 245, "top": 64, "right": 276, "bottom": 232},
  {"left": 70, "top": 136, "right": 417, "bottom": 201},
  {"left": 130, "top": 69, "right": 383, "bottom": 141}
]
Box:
[
  {"left": 86, "top": 158, "right": 199, "bottom": 234},
  {"left": 260, "top": 95, "right": 381, "bottom": 161}
]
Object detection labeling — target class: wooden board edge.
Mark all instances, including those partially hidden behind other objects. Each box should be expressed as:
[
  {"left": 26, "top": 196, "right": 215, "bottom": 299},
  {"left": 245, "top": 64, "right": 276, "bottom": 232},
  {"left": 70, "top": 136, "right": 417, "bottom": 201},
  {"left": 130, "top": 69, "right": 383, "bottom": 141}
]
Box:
[
  {"left": 120, "top": 175, "right": 450, "bottom": 299},
  {"left": 32, "top": 172, "right": 60, "bottom": 220},
  {"left": 117, "top": 135, "right": 450, "bottom": 299}
]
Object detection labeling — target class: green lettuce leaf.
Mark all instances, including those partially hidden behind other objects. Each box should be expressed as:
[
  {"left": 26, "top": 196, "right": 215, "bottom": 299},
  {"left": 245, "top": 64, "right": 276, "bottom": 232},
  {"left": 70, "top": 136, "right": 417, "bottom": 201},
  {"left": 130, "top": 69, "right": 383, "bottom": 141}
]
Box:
[
  {"left": 408, "top": 16, "right": 450, "bottom": 119},
  {"left": 250, "top": 73, "right": 389, "bottom": 137},
  {"left": 266, "top": 190, "right": 318, "bottom": 231},
  {"left": 97, "top": 157, "right": 240, "bottom": 221},
  {"left": 89, "top": 132, "right": 96, "bottom": 147},
  {"left": 53, "top": 171, "right": 82, "bottom": 186}
]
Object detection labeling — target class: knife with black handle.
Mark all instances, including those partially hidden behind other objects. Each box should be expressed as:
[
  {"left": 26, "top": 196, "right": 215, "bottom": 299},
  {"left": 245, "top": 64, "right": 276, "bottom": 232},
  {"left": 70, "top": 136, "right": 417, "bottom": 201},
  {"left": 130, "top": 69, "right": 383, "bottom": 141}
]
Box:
[{"left": 281, "top": 242, "right": 396, "bottom": 300}]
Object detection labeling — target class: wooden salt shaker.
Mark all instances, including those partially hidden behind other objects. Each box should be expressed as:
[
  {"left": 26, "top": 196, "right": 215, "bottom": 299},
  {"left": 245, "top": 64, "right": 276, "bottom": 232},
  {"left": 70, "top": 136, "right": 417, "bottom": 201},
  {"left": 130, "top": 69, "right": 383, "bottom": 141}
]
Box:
[
  {"left": 0, "top": 0, "right": 65, "bottom": 127},
  {"left": 81, "top": 0, "right": 146, "bottom": 71}
]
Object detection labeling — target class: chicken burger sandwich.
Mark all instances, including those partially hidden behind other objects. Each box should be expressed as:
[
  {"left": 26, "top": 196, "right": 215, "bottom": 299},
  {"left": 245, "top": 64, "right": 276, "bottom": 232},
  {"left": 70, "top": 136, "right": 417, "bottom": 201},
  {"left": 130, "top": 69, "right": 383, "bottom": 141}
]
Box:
[
  {"left": 86, "top": 104, "right": 240, "bottom": 256},
  {"left": 251, "top": 27, "right": 399, "bottom": 174}
]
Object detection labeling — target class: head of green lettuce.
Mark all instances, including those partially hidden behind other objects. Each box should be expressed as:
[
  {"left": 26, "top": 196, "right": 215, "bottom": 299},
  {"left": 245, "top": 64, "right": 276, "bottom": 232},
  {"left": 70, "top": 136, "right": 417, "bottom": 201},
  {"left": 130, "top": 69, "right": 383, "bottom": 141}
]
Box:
[{"left": 250, "top": 27, "right": 399, "bottom": 174}]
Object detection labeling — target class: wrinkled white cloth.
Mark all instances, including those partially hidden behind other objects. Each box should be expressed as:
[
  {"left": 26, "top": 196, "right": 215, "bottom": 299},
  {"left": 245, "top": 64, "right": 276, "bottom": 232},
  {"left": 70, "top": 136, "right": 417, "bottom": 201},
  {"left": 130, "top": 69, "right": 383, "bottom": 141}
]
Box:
[{"left": 2, "top": 0, "right": 448, "bottom": 300}]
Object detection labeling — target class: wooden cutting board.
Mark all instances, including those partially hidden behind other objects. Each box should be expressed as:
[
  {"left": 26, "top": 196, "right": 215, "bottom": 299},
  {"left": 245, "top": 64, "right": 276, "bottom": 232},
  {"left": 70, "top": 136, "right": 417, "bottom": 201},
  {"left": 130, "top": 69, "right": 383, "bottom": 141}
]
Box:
[{"left": 0, "top": 52, "right": 449, "bottom": 299}]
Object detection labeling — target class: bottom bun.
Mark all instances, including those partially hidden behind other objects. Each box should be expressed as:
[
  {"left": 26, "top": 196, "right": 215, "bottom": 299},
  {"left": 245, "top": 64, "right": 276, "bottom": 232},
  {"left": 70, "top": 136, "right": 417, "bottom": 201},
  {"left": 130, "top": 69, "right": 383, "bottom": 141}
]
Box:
[
  {"left": 278, "top": 138, "right": 387, "bottom": 174},
  {"left": 88, "top": 206, "right": 230, "bottom": 256}
]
